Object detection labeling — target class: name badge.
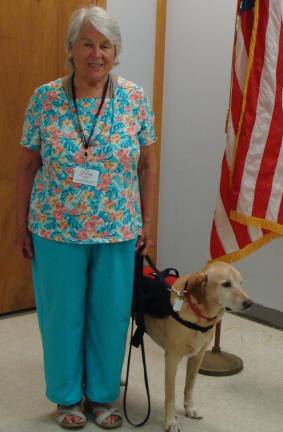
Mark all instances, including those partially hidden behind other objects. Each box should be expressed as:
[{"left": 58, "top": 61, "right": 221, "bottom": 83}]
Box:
[{"left": 73, "top": 167, "right": 99, "bottom": 186}]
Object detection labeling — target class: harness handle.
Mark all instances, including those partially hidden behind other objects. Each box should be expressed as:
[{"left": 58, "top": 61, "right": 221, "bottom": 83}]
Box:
[
  {"left": 158, "top": 268, "right": 179, "bottom": 279},
  {"left": 143, "top": 254, "right": 175, "bottom": 290}
]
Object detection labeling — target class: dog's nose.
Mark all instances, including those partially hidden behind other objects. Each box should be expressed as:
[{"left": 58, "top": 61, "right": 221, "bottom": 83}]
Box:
[{"left": 243, "top": 299, "right": 253, "bottom": 309}]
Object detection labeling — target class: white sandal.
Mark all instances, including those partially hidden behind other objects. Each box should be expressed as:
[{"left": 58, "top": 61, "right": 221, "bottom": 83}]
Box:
[
  {"left": 85, "top": 401, "right": 123, "bottom": 429},
  {"left": 57, "top": 403, "right": 87, "bottom": 429}
]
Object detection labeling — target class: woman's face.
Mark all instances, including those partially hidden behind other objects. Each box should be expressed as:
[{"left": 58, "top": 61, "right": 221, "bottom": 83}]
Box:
[{"left": 70, "top": 21, "right": 116, "bottom": 84}]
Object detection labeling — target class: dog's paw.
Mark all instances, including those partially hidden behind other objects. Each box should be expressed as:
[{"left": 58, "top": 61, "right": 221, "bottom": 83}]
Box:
[
  {"left": 185, "top": 406, "right": 203, "bottom": 419},
  {"left": 165, "top": 419, "right": 180, "bottom": 432}
]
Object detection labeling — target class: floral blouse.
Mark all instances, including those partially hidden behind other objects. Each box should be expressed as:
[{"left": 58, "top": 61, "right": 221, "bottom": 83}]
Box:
[{"left": 20, "top": 76, "right": 155, "bottom": 244}]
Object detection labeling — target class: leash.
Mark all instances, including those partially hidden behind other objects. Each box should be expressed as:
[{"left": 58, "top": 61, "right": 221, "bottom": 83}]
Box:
[
  {"left": 123, "top": 316, "right": 151, "bottom": 426},
  {"left": 123, "top": 251, "right": 152, "bottom": 426}
]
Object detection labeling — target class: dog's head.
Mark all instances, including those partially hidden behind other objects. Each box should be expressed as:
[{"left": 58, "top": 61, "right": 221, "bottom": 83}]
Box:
[
  {"left": 203, "top": 261, "right": 253, "bottom": 312},
  {"left": 175, "top": 261, "right": 253, "bottom": 313}
]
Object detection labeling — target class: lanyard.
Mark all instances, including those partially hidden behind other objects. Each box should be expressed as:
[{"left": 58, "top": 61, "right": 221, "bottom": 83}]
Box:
[{"left": 71, "top": 73, "right": 110, "bottom": 157}]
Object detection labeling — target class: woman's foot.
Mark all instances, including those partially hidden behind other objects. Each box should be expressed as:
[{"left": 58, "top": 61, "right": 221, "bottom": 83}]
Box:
[
  {"left": 57, "top": 403, "right": 87, "bottom": 429},
  {"left": 84, "top": 400, "right": 123, "bottom": 429}
]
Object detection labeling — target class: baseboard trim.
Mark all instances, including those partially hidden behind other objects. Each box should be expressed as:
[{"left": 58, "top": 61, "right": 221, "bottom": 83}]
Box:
[
  {"left": 235, "top": 303, "right": 283, "bottom": 330},
  {"left": 0, "top": 307, "right": 36, "bottom": 320},
  {"left": 1, "top": 305, "right": 283, "bottom": 331}
]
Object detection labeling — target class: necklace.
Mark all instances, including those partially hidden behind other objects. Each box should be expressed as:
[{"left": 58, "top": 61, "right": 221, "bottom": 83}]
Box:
[{"left": 70, "top": 73, "right": 110, "bottom": 157}]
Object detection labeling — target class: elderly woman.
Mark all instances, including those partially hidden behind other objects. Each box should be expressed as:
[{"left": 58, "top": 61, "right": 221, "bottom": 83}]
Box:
[{"left": 15, "top": 5, "right": 157, "bottom": 429}]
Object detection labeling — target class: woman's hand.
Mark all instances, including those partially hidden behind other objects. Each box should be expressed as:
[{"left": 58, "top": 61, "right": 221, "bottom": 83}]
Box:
[
  {"left": 136, "top": 220, "right": 155, "bottom": 256},
  {"left": 15, "top": 147, "right": 41, "bottom": 260},
  {"left": 15, "top": 227, "right": 33, "bottom": 260}
]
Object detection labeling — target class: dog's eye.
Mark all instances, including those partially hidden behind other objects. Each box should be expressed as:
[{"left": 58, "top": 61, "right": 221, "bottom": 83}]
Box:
[{"left": 222, "top": 281, "right": 232, "bottom": 288}]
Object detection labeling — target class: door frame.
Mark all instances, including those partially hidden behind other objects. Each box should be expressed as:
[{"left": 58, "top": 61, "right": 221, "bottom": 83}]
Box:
[{"left": 96, "top": 0, "right": 167, "bottom": 260}]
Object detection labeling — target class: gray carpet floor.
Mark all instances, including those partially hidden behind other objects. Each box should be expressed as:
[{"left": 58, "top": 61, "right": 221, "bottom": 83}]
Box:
[{"left": 0, "top": 312, "right": 282, "bottom": 432}]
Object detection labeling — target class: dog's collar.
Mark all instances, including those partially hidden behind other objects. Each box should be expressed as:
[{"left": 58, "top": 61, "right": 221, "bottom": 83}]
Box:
[
  {"left": 170, "top": 307, "right": 215, "bottom": 333},
  {"left": 186, "top": 293, "right": 218, "bottom": 322}
]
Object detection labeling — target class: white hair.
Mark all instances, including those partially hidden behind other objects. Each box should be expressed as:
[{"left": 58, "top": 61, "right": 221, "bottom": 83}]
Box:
[{"left": 65, "top": 6, "right": 122, "bottom": 69}]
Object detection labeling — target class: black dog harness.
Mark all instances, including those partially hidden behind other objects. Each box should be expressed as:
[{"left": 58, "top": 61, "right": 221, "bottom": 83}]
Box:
[
  {"left": 132, "top": 254, "right": 216, "bottom": 348},
  {"left": 170, "top": 307, "right": 214, "bottom": 333}
]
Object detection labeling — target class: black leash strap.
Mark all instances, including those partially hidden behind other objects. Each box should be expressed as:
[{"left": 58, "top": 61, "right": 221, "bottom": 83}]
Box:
[
  {"left": 123, "top": 317, "right": 151, "bottom": 426},
  {"left": 123, "top": 250, "right": 151, "bottom": 426}
]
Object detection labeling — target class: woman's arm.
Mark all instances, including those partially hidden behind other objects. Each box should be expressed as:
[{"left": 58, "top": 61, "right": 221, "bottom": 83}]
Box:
[
  {"left": 137, "top": 144, "right": 158, "bottom": 255},
  {"left": 15, "top": 147, "right": 42, "bottom": 259}
]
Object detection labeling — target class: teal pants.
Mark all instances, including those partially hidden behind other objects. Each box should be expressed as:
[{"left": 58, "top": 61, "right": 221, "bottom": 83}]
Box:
[{"left": 32, "top": 234, "right": 136, "bottom": 406}]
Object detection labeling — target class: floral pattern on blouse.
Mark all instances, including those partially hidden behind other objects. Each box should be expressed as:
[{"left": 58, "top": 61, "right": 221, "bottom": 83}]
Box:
[{"left": 20, "top": 76, "right": 155, "bottom": 243}]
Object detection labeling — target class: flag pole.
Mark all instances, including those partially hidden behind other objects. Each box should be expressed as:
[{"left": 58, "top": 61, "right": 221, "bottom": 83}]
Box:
[{"left": 199, "top": 321, "right": 243, "bottom": 376}]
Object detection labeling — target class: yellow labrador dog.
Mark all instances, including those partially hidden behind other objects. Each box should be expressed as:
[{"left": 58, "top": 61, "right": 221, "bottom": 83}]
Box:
[{"left": 144, "top": 261, "right": 253, "bottom": 432}]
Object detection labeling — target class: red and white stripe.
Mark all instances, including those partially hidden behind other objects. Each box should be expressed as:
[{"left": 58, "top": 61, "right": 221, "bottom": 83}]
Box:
[{"left": 210, "top": 0, "right": 283, "bottom": 262}]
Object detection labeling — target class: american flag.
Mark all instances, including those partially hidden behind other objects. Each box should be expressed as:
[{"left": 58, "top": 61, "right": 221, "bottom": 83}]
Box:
[{"left": 210, "top": 0, "right": 283, "bottom": 262}]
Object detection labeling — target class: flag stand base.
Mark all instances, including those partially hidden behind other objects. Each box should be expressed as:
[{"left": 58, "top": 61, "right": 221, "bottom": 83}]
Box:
[
  {"left": 199, "top": 347, "right": 243, "bottom": 376},
  {"left": 198, "top": 321, "right": 243, "bottom": 376}
]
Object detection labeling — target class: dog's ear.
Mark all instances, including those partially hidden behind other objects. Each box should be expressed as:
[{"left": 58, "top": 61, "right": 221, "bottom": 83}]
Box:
[{"left": 186, "top": 272, "right": 208, "bottom": 304}]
